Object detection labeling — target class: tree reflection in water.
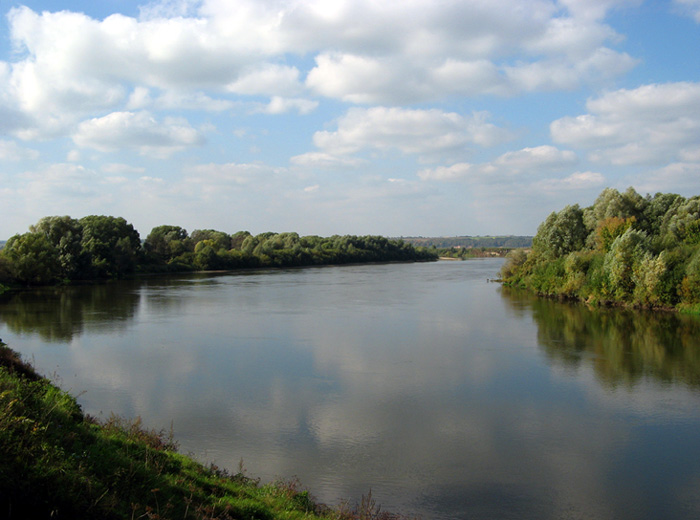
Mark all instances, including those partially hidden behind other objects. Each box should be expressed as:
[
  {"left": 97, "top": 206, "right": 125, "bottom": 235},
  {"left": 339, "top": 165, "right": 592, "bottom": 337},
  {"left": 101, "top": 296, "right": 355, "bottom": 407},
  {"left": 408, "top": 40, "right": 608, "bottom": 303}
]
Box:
[{"left": 502, "top": 287, "right": 700, "bottom": 388}]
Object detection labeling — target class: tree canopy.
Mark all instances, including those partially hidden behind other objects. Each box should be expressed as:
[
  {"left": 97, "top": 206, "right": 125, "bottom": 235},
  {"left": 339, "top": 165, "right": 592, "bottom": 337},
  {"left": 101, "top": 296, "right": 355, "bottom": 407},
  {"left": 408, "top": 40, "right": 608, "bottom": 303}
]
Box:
[
  {"left": 0, "top": 216, "right": 437, "bottom": 286},
  {"left": 500, "top": 188, "right": 700, "bottom": 312}
]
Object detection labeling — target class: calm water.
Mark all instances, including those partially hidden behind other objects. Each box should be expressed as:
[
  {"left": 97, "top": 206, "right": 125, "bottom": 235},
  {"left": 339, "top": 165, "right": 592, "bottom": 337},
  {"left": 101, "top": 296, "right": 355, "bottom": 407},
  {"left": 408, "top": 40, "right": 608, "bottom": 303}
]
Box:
[{"left": 2, "top": 259, "right": 700, "bottom": 519}]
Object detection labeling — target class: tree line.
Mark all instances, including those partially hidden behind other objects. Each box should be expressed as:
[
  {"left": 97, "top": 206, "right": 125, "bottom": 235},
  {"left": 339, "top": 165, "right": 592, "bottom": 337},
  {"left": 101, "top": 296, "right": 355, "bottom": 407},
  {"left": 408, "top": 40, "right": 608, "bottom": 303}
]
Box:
[
  {"left": 402, "top": 235, "right": 533, "bottom": 248},
  {"left": 0, "top": 216, "right": 437, "bottom": 286},
  {"left": 500, "top": 188, "right": 700, "bottom": 311}
]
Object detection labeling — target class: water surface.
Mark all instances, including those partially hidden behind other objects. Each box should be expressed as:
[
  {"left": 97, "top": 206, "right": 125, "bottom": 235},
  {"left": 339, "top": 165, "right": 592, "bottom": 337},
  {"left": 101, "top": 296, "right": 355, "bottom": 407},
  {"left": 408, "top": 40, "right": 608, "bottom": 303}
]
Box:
[{"left": 1, "top": 259, "right": 699, "bottom": 519}]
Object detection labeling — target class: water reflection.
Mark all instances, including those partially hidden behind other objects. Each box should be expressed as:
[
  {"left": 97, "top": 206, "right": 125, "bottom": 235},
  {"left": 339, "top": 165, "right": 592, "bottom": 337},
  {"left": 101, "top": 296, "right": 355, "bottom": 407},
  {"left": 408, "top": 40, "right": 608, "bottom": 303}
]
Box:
[
  {"left": 1, "top": 262, "right": 700, "bottom": 519},
  {"left": 0, "top": 282, "right": 140, "bottom": 341},
  {"left": 501, "top": 287, "right": 700, "bottom": 388}
]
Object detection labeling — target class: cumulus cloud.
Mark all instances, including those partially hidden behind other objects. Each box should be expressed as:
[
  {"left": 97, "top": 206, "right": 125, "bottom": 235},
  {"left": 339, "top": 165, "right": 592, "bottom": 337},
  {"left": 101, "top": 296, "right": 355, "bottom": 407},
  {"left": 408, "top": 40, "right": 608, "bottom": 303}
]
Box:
[
  {"left": 254, "top": 96, "right": 319, "bottom": 115},
  {"left": 73, "top": 111, "right": 205, "bottom": 157},
  {"left": 290, "top": 152, "right": 365, "bottom": 169},
  {"left": 0, "top": 139, "right": 39, "bottom": 161},
  {"left": 551, "top": 82, "right": 700, "bottom": 165},
  {"left": 185, "top": 162, "right": 287, "bottom": 190},
  {"left": 630, "top": 162, "right": 700, "bottom": 195},
  {"left": 534, "top": 171, "right": 606, "bottom": 192},
  {"left": 418, "top": 145, "right": 578, "bottom": 182},
  {"left": 101, "top": 163, "right": 148, "bottom": 174},
  {"left": 308, "top": 107, "right": 512, "bottom": 162},
  {"left": 0, "top": 0, "right": 640, "bottom": 139}
]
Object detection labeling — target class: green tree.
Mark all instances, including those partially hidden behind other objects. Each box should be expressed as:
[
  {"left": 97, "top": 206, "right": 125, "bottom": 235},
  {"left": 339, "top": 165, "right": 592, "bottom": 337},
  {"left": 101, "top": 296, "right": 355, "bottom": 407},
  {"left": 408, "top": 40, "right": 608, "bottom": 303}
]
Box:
[
  {"left": 533, "top": 204, "right": 587, "bottom": 258},
  {"left": 190, "top": 229, "right": 231, "bottom": 251},
  {"left": 0, "top": 233, "right": 61, "bottom": 285},
  {"left": 29, "top": 216, "right": 86, "bottom": 279},
  {"left": 603, "top": 228, "right": 649, "bottom": 300},
  {"left": 144, "top": 225, "right": 190, "bottom": 263},
  {"left": 79, "top": 216, "right": 141, "bottom": 279}
]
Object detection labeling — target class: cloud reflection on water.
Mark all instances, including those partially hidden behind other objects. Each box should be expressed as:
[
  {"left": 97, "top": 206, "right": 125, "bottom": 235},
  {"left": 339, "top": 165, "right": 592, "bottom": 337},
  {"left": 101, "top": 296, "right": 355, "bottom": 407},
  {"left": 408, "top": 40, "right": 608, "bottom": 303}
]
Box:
[{"left": 1, "top": 261, "right": 700, "bottom": 519}]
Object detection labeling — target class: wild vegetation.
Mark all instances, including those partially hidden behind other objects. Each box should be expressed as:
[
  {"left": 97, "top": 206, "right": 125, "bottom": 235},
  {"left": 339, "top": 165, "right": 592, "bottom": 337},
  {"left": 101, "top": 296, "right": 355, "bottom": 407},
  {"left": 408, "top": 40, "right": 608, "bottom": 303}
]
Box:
[
  {"left": 0, "top": 339, "right": 412, "bottom": 519},
  {"left": 0, "top": 216, "right": 437, "bottom": 286},
  {"left": 500, "top": 188, "right": 700, "bottom": 312},
  {"left": 434, "top": 247, "right": 513, "bottom": 259},
  {"left": 402, "top": 235, "right": 532, "bottom": 249}
]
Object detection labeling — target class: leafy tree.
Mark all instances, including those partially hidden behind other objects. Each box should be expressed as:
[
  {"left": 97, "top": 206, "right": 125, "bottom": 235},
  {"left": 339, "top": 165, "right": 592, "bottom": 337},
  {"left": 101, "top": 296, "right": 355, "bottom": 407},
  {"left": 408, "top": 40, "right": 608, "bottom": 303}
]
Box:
[
  {"left": 190, "top": 229, "right": 231, "bottom": 251},
  {"left": 533, "top": 204, "right": 587, "bottom": 258},
  {"left": 29, "top": 216, "right": 86, "bottom": 279},
  {"left": 0, "top": 233, "right": 61, "bottom": 285},
  {"left": 603, "top": 228, "right": 649, "bottom": 300},
  {"left": 595, "top": 216, "right": 636, "bottom": 252},
  {"left": 230, "top": 231, "right": 251, "bottom": 250},
  {"left": 659, "top": 196, "right": 700, "bottom": 248},
  {"left": 643, "top": 192, "right": 683, "bottom": 238},
  {"left": 583, "top": 187, "right": 646, "bottom": 232},
  {"left": 79, "top": 216, "right": 141, "bottom": 279},
  {"left": 144, "top": 225, "right": 190, "bottom": 263}
]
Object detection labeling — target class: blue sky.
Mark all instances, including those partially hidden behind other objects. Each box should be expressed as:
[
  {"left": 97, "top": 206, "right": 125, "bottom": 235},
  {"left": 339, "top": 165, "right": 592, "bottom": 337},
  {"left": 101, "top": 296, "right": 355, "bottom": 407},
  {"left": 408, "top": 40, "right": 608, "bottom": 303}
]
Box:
[{"left": 1, "top": 0, "right": 700, "bottom": 239}]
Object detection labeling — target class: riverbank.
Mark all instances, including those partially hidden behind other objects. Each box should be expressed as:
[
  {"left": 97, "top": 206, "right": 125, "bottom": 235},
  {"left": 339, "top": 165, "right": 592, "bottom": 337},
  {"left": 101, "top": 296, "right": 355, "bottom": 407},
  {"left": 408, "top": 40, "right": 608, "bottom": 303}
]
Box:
[{"left": 0, "top": 341, "right": 401, "bottom": 519}]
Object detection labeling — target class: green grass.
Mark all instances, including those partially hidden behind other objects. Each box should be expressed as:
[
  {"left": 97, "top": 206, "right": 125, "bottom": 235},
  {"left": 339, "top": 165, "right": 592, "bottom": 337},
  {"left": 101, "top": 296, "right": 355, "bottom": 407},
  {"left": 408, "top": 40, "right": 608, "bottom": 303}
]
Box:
[{"left": 0, "top": 341, "right": 411, "bottom": 520}]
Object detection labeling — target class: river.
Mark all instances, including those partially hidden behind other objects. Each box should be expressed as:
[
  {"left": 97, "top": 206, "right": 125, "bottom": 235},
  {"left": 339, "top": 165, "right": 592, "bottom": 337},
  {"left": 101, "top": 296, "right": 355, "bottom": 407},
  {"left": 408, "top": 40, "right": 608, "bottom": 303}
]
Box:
[{"left": 1, "top": 259, "right": 700, "bottom": 519}]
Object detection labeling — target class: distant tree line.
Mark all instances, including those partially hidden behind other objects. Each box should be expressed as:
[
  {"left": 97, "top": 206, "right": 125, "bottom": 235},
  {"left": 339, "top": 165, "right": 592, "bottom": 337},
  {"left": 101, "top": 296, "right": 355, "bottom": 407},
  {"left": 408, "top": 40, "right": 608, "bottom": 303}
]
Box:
[
  {"left": 500, "top": 188, "right": 700, "bottom": 312},
  {"left": 402, "top": 236, "right": 533, "bottom": 248},
  {"left": 0, "top": 216, "right": 437, "bottom": 286}
]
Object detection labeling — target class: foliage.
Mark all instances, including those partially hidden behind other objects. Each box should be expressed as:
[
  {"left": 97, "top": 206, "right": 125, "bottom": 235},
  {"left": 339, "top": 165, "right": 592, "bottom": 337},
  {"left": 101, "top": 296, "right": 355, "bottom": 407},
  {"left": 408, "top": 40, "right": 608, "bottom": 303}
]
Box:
[
  {"left": 79, "top": 216, "right": 142, "bottom": 279},
  {"left": 532, "top": 204, "right": 587, "bottom": 258},
  {"left": 1, "top": 233, "right": 62, "bottom": 285},
  {"left": 500, "top": 187, "right": 700, "bottom": 311},
  {"left": 0, "top": 217, "right": 437, "bottom": 286},
  {"left": 403, "top": 235, "right": 532, "bottom": 248}
]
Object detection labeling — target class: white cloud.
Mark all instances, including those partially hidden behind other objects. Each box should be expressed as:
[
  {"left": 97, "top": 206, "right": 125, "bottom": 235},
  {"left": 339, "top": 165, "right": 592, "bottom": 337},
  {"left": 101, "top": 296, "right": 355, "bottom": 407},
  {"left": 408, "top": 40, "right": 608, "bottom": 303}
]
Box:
[
  {"left": 418, "top": 145, "right": 578, "bottom": 182},
  {"left": 101, "top": 163, "right": 147, "bottom": 174},
  {"left": 310, "top": 107, "right": 512, "bottom": 160},
  {"left": 290, "top": 152, "right": 365, "bottom": 169},
  {"left": 504, "top": 48, "right": 637, "bottom": 92},
  {"left": 674, "top": 0, "right": 700, "bottom": 22},
  {"left": 17, "top": 163, "right": 103, "bottom": 207},
  {"left": 255, "top": 96, "right": 319, "bottom": 115},
  {"left": 73, "top": 111, "right": 205, "bottom": 157},
  {"left": 0, "top": 139, "right": 39, "bottom": 161},
  {"left": 630, "top": 162, "right": 700, "bottom": 195},
  {"left": 551, "top": 82, "right": 700, "bottom": 165},
  {"left": 0, "top": 0, "right": 641, "bottom": 138},
  {"left": 418, "top": 163, "right": 476, "bottom": 182},
  {"left": 185, "top": 162, "right": 286, "bottom": 190},
  {"left": 226, "top": 64, "right": 303, "bottom": 96},
  {"left": 493, "top": 146, "right": 577, "bottom": 170},
  {"left": 534, "top": 171, "right": 606, "bottom": 192}
]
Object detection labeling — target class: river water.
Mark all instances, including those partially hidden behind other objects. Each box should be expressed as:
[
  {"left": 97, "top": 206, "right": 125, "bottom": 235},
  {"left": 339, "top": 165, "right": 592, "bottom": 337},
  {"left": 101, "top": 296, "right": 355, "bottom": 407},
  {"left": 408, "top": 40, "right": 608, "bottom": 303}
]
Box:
[{"left": 1, "top": 259, "right": 700, "bottom": 519}]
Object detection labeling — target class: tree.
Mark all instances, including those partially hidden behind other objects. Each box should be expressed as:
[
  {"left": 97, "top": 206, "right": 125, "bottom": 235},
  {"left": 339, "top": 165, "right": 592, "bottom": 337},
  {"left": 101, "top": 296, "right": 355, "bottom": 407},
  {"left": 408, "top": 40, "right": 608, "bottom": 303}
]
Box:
[
  {"left": 79, "top": 216, "right": 141, "bottom": 278},
  {"left": 30, "top": 216, "right": 86, "bottom": 279},
  {"left": 144, "top": 225, "right": 190, "bottom": 263},
  {"left": 0, "top": 233, "right": 61, "bottom": 285},
  {"left": 603, "top": 228, "right": 649, "bottom": 300},
  {"left": 533, "top": 204, "right": 587, "bottom": 258},
  {"left": 190, "top": 229, "right": 231, "bottom": 251},
  {"left": 583, "top": 187, "right": 646, "bottom": 232}
]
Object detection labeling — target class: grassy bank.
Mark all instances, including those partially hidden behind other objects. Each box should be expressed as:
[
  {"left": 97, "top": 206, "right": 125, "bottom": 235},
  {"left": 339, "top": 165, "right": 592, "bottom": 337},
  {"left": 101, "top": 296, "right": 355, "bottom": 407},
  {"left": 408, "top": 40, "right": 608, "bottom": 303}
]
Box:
[{"left": 0, "top": 341, "right": 405, "bottom": 520}]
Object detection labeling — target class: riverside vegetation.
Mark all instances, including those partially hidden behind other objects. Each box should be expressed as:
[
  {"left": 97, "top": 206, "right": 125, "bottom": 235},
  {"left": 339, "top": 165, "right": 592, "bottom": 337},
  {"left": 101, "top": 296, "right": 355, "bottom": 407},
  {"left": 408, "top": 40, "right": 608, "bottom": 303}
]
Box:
[
  {"left": 0, "top": 339, "right": 410, "bottom": 519},
  {"left": 0, "top": 216, "right": 436, "bottom": 287},
  {"left": 500, "top": 187, "right": 700, "bottom": 312}
]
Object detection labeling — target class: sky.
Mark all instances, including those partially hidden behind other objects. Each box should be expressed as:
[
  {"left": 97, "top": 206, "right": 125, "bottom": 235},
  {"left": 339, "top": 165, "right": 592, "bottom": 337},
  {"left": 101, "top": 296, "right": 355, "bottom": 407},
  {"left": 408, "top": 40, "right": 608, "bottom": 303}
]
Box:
[{"left": 1, "top": 0, "right": 700, "bottom": 239}]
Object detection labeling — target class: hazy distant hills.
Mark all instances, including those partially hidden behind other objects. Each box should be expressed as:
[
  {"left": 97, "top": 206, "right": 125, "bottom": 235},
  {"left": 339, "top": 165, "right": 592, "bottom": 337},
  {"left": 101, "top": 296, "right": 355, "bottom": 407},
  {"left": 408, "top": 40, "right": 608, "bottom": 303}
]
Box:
[{"left": 400, "top": 236, "right": 532, "bottom": 248}]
